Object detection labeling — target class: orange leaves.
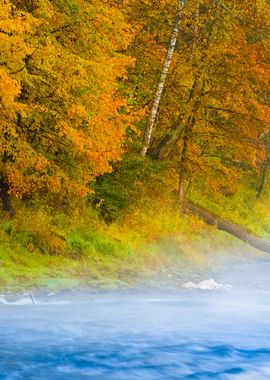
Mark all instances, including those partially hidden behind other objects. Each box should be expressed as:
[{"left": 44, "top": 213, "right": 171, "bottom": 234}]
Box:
[
  {"left": 0, "top": 0, "right": 136, "bottom": 204},
  {"left": 127, "top": 0, "right": 270, "bottom": 193},
  {"left": 1, "top": 0, "right": 267, "bottom": 207}
]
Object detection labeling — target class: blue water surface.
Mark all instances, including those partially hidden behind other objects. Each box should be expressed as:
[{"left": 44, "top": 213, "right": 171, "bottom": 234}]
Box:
[{"left": 1, "top": 259, "right": 270, "bottom": 379}]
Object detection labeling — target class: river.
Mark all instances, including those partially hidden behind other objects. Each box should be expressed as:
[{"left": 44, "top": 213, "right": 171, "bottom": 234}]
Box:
[{"left": 1, "top": 256, "right": 270, "bottom": 379}]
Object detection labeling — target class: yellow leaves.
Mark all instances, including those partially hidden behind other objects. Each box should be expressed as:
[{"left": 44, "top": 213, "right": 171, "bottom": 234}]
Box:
[
  {"left": 0, "top": 69, "right": 20, "bottom": 108},
  {"left": 0, "top": 2, "right": 37, "bottom": 75},
  {"left": 35, "top": 157, "right": 50, "bottom": 172},
  {"left": 0, "top": 17, "right": 34, "bottom": 35},
  {"left": 6, "top": 167, "right": 27, "bottom": 198},
  {"left": 0, "top": 0, "right": 12, "bottom": 18},
  {"left": 187, "top": 142, "right": 201, "bottom": 158},
  {"left": 95, "top": 5, "right": 134, "bottom": 51},
  {"left": 250, "top": 100, "right": 270, "bottom": 125},
  {"left": 67, "top": 104, "right": 86, "bottom": 118},
  {"left": 45, "top": 175, "right": 62, "bottom": 194},
  {"left": 60, "top": 122, "right": 87, "bottom": 154},
  {"left": 256, "top": 0, "right": 270, "bottom": 13}
]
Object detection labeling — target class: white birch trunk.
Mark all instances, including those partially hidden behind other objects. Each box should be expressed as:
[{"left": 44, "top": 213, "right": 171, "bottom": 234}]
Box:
[{"left": 140, "top": 0, "right": 186, "bottom": 157}]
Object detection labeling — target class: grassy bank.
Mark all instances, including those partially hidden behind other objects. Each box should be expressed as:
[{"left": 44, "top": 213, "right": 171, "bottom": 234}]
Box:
[{"left": 0, "top": 178, "right": 269, "bottom": 292}]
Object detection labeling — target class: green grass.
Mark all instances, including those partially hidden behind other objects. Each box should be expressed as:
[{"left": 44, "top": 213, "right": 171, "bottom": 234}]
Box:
[
  {"left": 0, "top": 173, "right": 269, "bottom": 291},
  {"left": 190, "top": 177, "right": 270, "bottom": 238}
]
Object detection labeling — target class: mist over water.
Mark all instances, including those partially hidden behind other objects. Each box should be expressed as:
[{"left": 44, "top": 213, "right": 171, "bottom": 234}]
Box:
[{"left": 1, "top": 255, "right": 270, "bottom": 379}]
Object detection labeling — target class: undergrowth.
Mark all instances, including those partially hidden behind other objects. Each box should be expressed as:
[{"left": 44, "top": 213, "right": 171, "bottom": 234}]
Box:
[{"left": 0, "top": 158, "right": 269, "bottom": 291}]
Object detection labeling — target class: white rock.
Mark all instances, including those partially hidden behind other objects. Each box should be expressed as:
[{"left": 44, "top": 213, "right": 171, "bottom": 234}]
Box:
[
  {"left": 198, "top": 279, "right": 222, "bottom": 290},
  {"left": 0, "top": 297, "right": 34, "bottom": 305},
  {"left": 182, "top": 282, "right": 198, "bottom": 289},
  {"left": 182, "top": 278, "right": 232, "bottom": 291}
]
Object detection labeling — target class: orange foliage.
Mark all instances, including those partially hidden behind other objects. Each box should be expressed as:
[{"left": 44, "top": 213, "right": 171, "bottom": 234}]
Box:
[{"left": 0, "top": 0, "right": 136, "bottom": 204}]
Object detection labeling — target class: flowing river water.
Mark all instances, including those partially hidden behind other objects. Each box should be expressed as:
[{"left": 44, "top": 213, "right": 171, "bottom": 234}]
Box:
[{"left": 1, "top": 255, "right": 270, "bottom": 379}]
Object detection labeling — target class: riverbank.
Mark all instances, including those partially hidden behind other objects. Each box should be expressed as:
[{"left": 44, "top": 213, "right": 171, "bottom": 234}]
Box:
[
  {"left": 0, "top": 179, "right": 269, "bottom": 292},
  {"left": 0, "top": 228, "right": 263, "bottom": 293}
]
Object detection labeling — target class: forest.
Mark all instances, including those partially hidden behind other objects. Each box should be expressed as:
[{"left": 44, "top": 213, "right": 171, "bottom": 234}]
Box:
[{"left": 0, "top": 0, "right": 270, "bottom": 290}]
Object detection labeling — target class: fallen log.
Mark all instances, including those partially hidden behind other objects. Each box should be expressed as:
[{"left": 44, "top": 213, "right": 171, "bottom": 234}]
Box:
[{"left": 186, "top": 200, "right": 270, "bottom": 254}]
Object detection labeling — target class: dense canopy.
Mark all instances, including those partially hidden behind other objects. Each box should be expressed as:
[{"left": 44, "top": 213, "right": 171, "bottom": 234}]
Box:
[{"left": 0, "top": 0, "right": 269, "bottom": 214}]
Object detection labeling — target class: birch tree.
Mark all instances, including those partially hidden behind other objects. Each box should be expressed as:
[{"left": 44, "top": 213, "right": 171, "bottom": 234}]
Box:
[
  {"left": 140, "top": 0, "right": 186, "bottom": 157},
  {"left": 136, "top": 0, "right": 269, "bottom": 209}
]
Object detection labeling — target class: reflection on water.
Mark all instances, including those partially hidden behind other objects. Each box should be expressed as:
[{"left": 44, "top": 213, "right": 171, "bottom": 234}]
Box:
[{"left": 1, "top": 258, "right": 270, "bottom": 379}]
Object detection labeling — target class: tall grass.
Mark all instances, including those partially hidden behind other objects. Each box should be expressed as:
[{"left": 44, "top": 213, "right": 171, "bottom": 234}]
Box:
[{"left": 0, "top": 168, "right": 268, "bottom": 291}]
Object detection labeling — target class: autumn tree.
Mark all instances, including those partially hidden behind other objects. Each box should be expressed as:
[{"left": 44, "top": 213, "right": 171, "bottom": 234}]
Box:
[
  {"left": 0, "top": 0, "right": 135, "bottom": 213},
  {"left": 127, "top": 0, "right": 270, "bottom": 208}
]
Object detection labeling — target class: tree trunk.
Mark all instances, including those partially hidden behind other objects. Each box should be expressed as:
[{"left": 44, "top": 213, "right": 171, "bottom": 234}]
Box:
[
  {"left": 149, "top": 122, "right": 185, "bottom": 160},
  {"left": 178, "top": 173, "right": 185, "bottom": 215},
  {"left": 186, "top": 200, "right": 270, "bottom": 254},
  {"left": 0, "top": 175, "right": 14, "bottom": 217},
  {"left": 149, "top": 4, "right": 218, "bottom": 160},
  {"left": 257, "top": 161, "right": 268, "bottom": 198},
  {"left": 140, "top": 0, "right": 185, "bottom": 157}
]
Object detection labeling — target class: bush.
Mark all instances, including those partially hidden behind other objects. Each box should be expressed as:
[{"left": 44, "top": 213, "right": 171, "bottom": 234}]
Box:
[{"left": 91, "top": 154, "right": 172, "bottom": 222}]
